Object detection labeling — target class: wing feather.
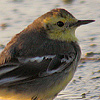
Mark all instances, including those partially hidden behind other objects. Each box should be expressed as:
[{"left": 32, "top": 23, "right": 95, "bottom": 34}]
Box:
[{"left": 0, "top": 53, "right": 76, "bottom": 86}]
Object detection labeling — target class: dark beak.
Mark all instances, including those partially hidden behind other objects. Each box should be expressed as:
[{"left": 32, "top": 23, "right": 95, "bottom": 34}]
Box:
[
  {"left": 69, "top": 20, "right": 95, "bottom": 27},
  {"left": 76, "top": 20, "right": 95, "bottom": 26}
]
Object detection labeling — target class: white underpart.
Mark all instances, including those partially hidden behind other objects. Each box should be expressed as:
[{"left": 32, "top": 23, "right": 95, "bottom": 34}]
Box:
[{"left": 18, "top": 55, "right": 56, "bottom": 63}]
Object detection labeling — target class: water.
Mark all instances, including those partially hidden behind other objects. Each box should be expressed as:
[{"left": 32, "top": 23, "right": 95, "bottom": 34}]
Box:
[{"left": 0, "top": 0, "right": 100, "bottom": 100}]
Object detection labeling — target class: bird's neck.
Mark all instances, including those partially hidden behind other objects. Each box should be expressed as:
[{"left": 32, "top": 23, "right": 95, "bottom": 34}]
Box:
[{"left": 48, "top": 28, "right": 78, "bottom": 42}]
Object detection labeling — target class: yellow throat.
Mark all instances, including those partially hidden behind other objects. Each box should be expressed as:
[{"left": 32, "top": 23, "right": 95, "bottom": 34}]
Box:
[{"left": 42, "top": 9, "right": 78, "bottom": 42}]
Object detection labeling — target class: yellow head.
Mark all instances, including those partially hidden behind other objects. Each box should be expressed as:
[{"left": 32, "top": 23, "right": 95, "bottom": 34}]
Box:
[{"left": 35, "top": 8, "right": 94, "bottom": 42}]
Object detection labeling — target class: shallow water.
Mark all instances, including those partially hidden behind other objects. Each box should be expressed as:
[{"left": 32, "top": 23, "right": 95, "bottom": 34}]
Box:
[{"left": 0, "top": 0, "right": 100, "bottom": 100}]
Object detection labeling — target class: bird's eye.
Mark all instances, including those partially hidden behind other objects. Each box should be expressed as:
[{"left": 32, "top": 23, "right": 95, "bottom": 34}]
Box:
[{"left": 57, "top": 21, "right": 64, "bottom": 27}]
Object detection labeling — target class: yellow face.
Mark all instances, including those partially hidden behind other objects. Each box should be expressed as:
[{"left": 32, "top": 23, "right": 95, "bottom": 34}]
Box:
[{"left": 41, "top": 9, "right": 78, "bottom": 42}]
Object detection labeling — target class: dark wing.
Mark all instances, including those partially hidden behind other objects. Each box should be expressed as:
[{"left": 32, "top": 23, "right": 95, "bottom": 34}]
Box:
[{"left": 0, "top": 52, "right": 76, "bottom": 87}]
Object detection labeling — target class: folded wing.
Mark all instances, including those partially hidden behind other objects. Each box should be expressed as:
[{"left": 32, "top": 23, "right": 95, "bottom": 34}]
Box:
[{"left": 0, "top": 52, "right": 76, "bottom": 87}]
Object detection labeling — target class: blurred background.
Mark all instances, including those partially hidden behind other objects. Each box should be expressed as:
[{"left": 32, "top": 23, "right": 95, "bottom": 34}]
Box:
[{"left": 0, "top": 0, "right": 100, "bottom": 100}]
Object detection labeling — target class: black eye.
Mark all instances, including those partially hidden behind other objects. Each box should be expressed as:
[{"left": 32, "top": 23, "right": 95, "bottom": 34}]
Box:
[{"left": 57, "top": 21, "right": 64, "bottom": 27}]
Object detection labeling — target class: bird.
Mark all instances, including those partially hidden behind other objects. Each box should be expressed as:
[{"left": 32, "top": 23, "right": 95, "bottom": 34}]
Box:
[{"left": 0, "top": 8, "right": 94, "bottom": 100}]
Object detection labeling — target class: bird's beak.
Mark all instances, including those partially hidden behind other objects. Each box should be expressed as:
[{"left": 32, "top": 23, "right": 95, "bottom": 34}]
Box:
[
  {"left": 75, "top": 20, "right": 95, "bottom": 27},
  {"left": 69, "top": 20, "right": 95, "bottom": 27}
]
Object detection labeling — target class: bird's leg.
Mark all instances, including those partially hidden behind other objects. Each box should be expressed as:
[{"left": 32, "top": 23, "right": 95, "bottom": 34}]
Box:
[{"left": 31, "top": 96, "right": 38, "bottom": 100}]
